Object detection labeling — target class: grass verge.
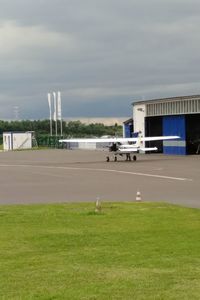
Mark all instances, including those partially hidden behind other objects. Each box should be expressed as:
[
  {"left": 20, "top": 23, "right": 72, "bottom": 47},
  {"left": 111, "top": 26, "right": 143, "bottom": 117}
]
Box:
[{"left": 0, "top": 202, "right": 200, "bottom": 299}]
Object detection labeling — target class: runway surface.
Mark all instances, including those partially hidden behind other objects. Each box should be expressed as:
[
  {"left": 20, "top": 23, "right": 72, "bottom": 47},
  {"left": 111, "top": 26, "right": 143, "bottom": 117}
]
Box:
[{"left": 0, "top": 149, "right": 199, "bottom": 208}]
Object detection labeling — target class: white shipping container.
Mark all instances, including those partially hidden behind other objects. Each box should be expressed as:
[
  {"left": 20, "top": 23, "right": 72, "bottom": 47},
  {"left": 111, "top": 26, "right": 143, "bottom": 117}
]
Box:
[{"left": 3, "top": 132, "right": 33, "bottom": 151}]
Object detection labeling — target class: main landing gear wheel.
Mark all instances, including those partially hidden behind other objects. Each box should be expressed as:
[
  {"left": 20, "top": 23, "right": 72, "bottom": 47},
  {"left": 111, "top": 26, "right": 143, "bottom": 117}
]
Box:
[
  {"left": 114, "top": 156, "right": 117, "bottom": 162},
  {"left": 126, "top": 154, "right": 131, "bottom": 161},
  {"left": 106, "top": 156, "right": 110, "bottom": 162},
  {"left": 133, "top": 155, "right": 137, "bottom": 161}
]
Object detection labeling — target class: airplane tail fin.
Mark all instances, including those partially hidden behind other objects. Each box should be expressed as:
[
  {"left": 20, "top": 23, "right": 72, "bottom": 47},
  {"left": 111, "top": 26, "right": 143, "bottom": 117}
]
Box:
[
  {"left": 134, "top": 132, "right": 158, "bottom": 152},
  {"left": 135, "top": 132, "right": 142, "bottom": 148}
]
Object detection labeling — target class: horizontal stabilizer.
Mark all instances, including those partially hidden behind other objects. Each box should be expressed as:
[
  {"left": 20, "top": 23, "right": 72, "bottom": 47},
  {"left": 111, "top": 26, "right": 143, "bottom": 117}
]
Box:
[
  {"left": 140, "top": 147, "right": 158, "bottom": 152},
  {"left": 118, "top": 148, "right": 138, "bottom": 153}
]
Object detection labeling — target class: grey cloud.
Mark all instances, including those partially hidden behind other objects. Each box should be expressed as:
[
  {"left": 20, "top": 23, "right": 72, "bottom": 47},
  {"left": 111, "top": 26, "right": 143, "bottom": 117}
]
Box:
[{"left": 0, "top": 0, "right": 200, "bottom": 119}]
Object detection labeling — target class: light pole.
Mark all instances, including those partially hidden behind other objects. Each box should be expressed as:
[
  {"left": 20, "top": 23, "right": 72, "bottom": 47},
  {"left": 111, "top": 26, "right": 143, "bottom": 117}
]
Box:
[{"left": 47, "top": 93, "right": 52, "bottom": 136}]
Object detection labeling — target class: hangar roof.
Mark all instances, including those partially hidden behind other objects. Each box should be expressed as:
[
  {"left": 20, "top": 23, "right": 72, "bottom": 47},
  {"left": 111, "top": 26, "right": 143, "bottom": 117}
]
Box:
[
  {"left": 132, "top": 95, "right": 200, "bottom": 116},
  {"left": 132, "top": 95, "right": 200, "bottom": 106},
  {"left": 123, "top": 118, "right": 133, "bottom": 124}
]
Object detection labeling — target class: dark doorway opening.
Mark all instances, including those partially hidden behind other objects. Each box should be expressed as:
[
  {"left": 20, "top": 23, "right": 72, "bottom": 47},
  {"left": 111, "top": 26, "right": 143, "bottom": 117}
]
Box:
[
  {"left": 186, "top": 114, "right": 200, "bottom": 154},
  {"left": 145, "top": 116, "right": 163, "bottom": 153}
]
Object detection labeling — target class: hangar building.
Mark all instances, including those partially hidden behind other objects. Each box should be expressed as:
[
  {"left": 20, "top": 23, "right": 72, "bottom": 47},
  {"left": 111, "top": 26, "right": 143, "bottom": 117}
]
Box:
[{"left": 126, "top": 95, "right": 200, "bottom": 155}]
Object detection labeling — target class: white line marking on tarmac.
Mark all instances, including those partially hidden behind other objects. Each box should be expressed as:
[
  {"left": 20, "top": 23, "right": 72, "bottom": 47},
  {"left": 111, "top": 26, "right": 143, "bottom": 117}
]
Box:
[{"left": 0, "top": 164, "right": 192, "bottom": 181}]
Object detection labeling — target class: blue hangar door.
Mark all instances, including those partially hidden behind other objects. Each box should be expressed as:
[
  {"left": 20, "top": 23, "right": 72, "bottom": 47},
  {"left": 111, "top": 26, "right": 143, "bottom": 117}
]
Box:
[{"left": 163, "top": 115, "right": 186, "bottom": 155}]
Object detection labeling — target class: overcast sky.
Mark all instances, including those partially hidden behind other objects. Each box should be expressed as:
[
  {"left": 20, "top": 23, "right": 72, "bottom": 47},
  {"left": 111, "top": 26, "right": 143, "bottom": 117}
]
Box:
[{"left": 1, "top": 0, "right": 200, "bottom": 119}]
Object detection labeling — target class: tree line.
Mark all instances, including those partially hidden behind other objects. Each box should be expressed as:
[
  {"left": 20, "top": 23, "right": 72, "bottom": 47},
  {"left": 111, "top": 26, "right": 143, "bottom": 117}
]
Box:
[{"left": 0, "top": 120, "right": 122, "bottom": 137}]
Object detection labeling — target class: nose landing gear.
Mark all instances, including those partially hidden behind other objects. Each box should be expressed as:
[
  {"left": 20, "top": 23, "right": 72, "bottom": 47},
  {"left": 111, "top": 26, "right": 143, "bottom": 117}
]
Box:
[{"left": 106, "top": 155, "right": 117, "bottom": 162}]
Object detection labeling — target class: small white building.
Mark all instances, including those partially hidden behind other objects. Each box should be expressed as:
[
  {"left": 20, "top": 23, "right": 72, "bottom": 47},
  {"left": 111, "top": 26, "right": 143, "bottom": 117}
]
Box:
[
  {"left": 78, "top": 142, "right": 97, "bottom": 150},
  {"left": 3, "top": 132, "right": 33, "bottom": 151}
]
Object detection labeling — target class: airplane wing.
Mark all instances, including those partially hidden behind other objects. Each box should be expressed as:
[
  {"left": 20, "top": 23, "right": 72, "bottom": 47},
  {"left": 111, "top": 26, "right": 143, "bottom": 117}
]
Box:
[
  {"left": 118, "top": 147, "right": 158, "bottom": 153},
  {"left": 140, "top": 136, "right": 179, "bottom": 142},
  {"left": 59, "top": 137, "right": 132, "bottom": 143},
  {"left": 59, "top": 136, "right": 179, "bottom": 144}
]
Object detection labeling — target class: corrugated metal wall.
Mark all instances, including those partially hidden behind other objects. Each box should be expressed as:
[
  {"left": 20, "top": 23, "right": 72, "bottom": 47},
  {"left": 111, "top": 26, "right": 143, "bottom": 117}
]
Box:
[
  {"left": 146, "top": 98, "right": 200, "bottom": 116},
  {"left": 163, "top": 116, "right": 186, "bottom": 155}
]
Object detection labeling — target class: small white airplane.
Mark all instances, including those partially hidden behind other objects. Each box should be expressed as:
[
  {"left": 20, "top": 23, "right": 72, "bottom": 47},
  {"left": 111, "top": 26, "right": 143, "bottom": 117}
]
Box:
[{"left": 59, "top": 134, "right": 179, "bottom": 162}]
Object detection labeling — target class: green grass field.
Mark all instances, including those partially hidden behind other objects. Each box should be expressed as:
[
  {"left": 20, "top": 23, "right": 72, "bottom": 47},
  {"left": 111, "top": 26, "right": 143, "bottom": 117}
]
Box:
[{"left": 0, "top": 202, "right": 200, "bottom": 299}]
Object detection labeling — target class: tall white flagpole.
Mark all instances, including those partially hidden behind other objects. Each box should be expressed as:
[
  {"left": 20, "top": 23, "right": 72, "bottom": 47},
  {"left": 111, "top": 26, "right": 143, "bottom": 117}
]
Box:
[
  {"left": 57, "top": 91, "right": 63, "bottom": 136},
  {"left": 47, "top": 93, "right": 52, "bottom": 136},
  {"left": 53, "top": 92, "right": 58, "bottom": 136}
]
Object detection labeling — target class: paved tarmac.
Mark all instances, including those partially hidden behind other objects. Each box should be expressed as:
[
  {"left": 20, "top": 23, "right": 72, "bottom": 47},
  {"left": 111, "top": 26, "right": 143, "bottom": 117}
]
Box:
[{"left": 0, "top": 149, "right": 199, "bottom": 208}]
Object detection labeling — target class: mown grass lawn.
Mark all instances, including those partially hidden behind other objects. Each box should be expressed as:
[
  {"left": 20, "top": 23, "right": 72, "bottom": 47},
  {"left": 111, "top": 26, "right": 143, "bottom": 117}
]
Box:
[{"left": 0, "top": 202, "right": 200, "bottom": 300}]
